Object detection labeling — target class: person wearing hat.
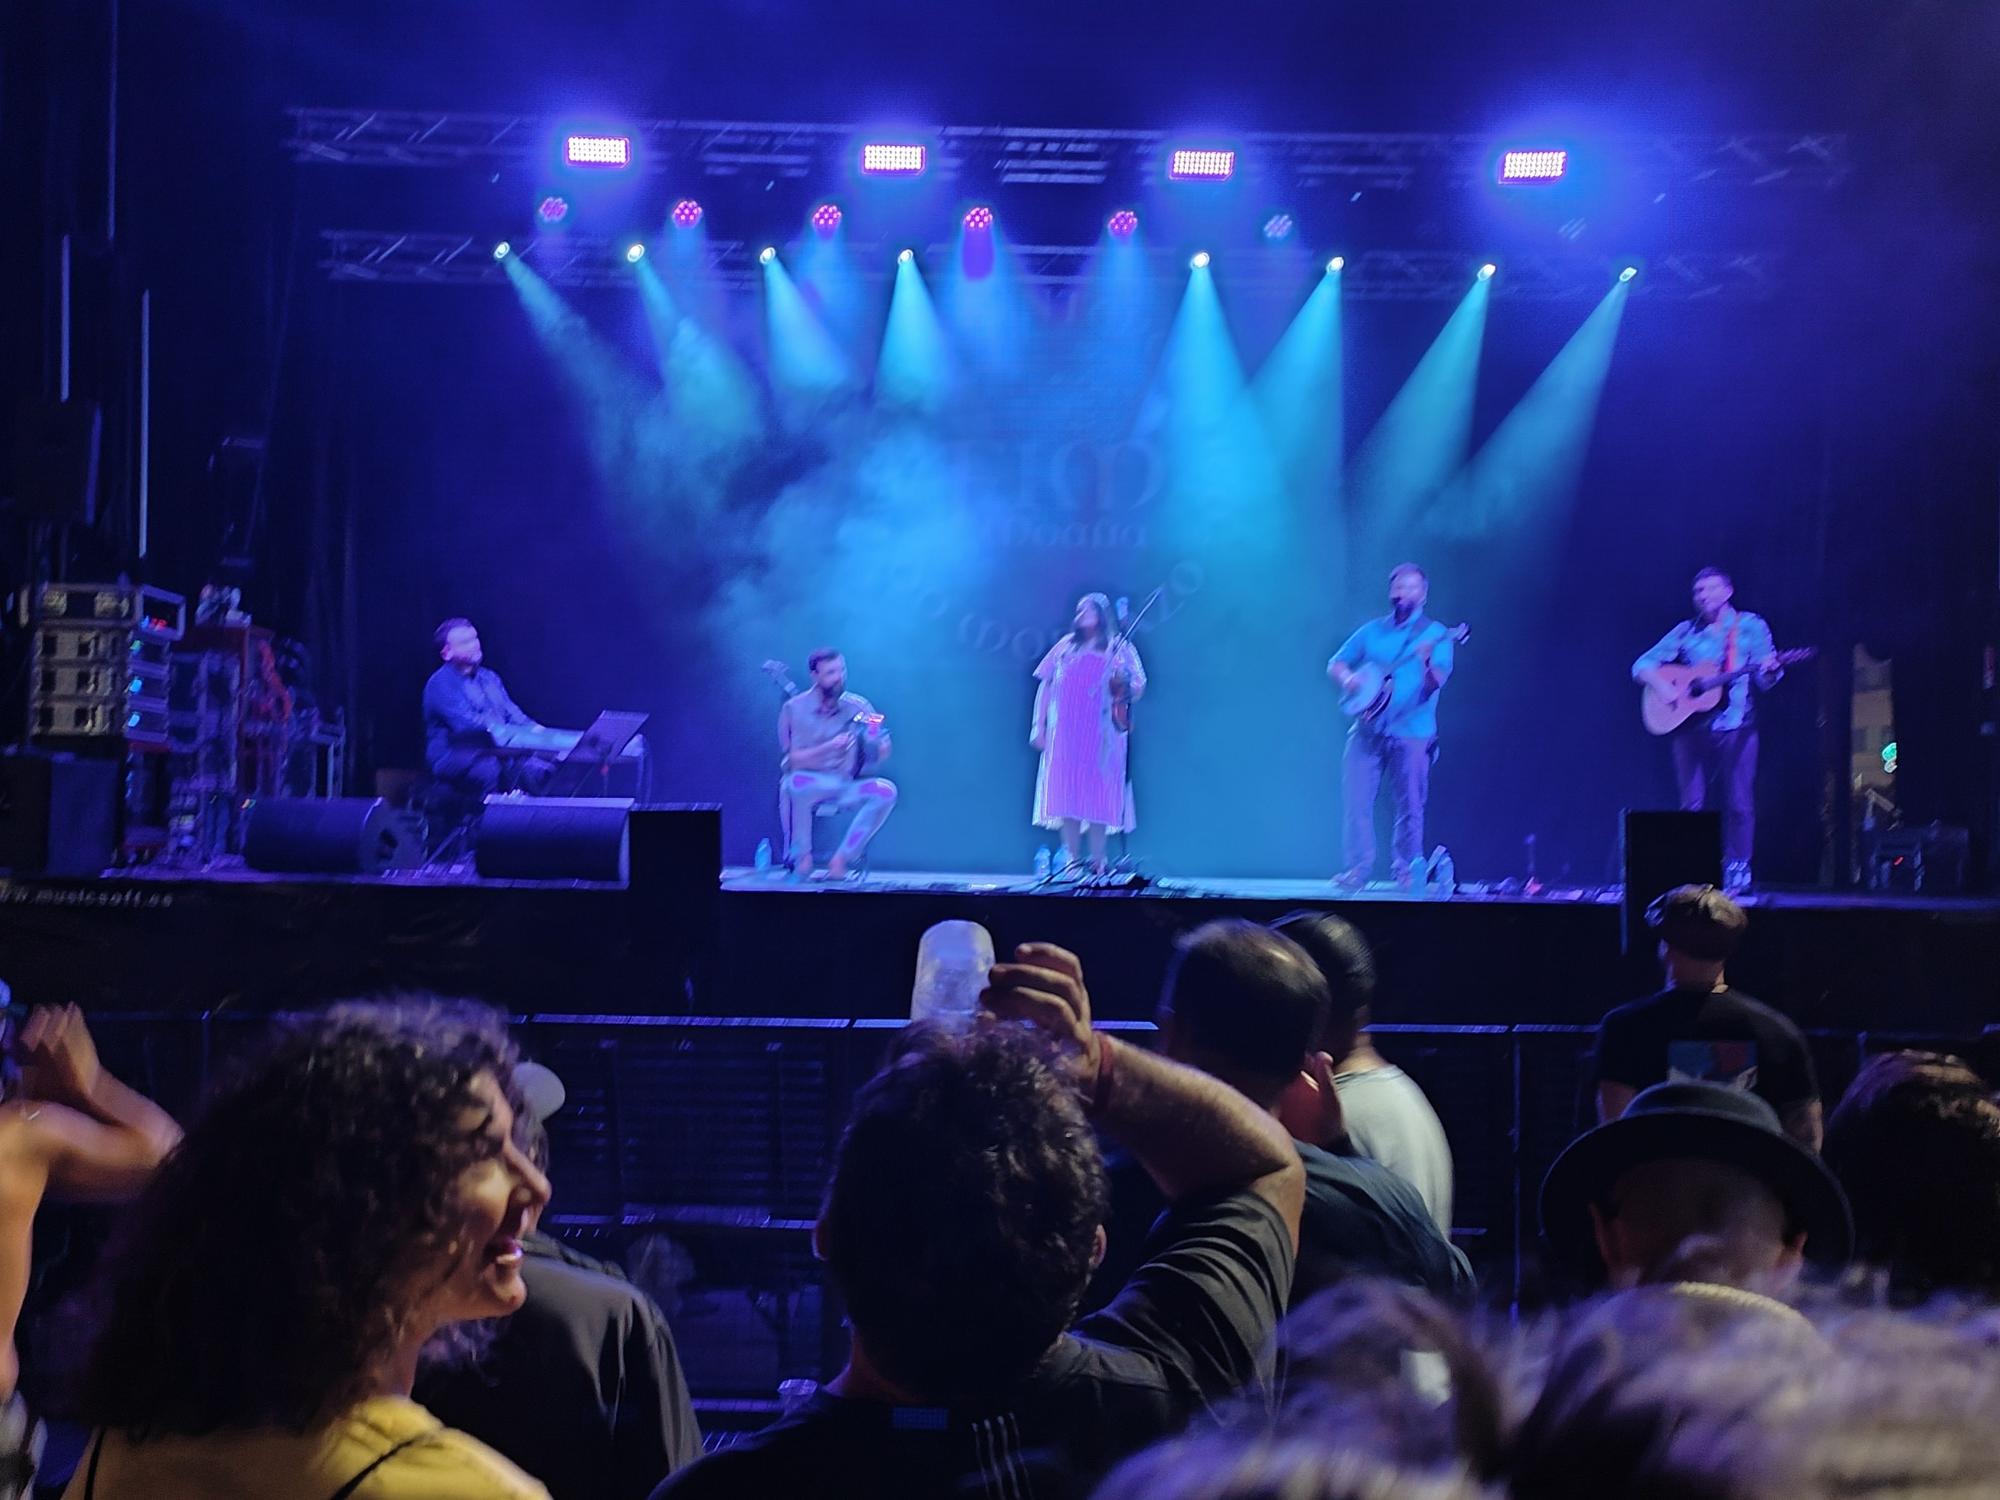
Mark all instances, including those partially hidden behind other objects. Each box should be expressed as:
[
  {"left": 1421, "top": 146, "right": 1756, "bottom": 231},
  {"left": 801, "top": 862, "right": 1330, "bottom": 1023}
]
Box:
[
  {"left": 1541, "top": 1079, "right": 1853, "bottom": 1294},
  {"left": 1592, "top": 885, "right": 1821, "bottom": 1151}
]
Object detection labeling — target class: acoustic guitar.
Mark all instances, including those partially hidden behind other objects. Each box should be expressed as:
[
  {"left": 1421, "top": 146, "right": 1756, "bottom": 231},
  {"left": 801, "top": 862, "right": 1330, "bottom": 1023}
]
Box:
[{"left": 1639, "top": 647, "right": 1816, "bottom": 735}]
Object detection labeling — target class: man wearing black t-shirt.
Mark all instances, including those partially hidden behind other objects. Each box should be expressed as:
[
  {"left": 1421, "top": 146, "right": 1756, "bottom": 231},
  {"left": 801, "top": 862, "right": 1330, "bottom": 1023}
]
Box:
[
  {"left": 651, "top": 942, "right": 1303, "bottom": 1500},
  {"left": 1084, "top": 920, "right": 1471, "bottom": 1313},
  {"left": 1593, "top": 885, "right": 1821, "bottom": 1151}
]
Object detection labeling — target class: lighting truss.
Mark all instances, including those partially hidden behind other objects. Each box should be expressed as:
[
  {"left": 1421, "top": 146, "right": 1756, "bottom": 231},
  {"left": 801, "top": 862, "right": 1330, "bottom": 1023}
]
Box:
[
  {"left": 316, "top": 230, "right": 1783, "bottom": 301},
  {"left": 287, "top": 110, "right": 1850, "bottom": 192}
]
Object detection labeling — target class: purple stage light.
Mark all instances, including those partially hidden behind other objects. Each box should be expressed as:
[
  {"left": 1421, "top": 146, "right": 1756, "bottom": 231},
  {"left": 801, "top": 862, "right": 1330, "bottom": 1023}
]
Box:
[
  {"left": 860, "top": 143, "right": 926, "bottom": 176},
  {"left": 537, "top": 196, "right": 570, "bottom": 225},
  {"left": 565, "top": 134, "right": 631, "bottom": 168},
  {"left": 1107, "top": 209, "right": 1138, "bottom": 238},
  {"left": 1498, "top": 148, "right": 1568, "bottom": 183},
  {"left": 671, "top": 199, "right": 704, "bottom": 228},
  {"left": 963, "top": 205, "right": 993, "bottom": 231},
  {"left": 1262, "top": 213, "right": 1294, "bottom": 241},
  {"left": 1169, "top": 148, "right": 1235, "bottom": 181},
  {"left": 811, "top": 202, "right": 843, "bottom": 233}
]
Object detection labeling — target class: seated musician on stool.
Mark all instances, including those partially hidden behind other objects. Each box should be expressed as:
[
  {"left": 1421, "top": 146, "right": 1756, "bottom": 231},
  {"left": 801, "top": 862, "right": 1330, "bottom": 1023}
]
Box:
[
  {"left": 423, "top": 618, "right": 556, "bottom": 799},
  {"left": 779, "top": 648, "right": 897, "bottom": 880}
]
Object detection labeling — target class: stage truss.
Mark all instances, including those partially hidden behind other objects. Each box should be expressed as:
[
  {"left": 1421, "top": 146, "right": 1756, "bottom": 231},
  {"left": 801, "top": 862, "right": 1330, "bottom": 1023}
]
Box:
[
  {"left": 288, "top": 110, "right": 1849, "bottom": 194},
  {"left": 317, "top": 229, "right": 1783, "bottom": 302}
]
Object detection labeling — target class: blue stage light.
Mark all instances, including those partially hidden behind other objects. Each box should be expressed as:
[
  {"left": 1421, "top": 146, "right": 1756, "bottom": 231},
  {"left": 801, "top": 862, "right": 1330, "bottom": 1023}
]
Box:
[
  {"left": 898, "top": 248, "right": 915, "bottom": 264},
  {"left": 1478, "top": 262, "right": 1497, "bottom": 280},
  {"left": 1619, "top": 265, "right": 1639, "bottom": 282},
  {"left": 492, "top": 241, "right": 511, "bottom": 261},
  {"left": 1498, "top": 148, "right": 1567, "bottom": 183},
  {"left": 1327, "top": 255, "right": 1345, "bottom": 273},
  {"left": 759, "top": 246, "right": 777, "bottom": 265},
  {"left": 625, "top": 242, "right": 646, "bottom": 263},
  {"left": 1190, "top": 250, "right": 1211, "bottom": 269}
]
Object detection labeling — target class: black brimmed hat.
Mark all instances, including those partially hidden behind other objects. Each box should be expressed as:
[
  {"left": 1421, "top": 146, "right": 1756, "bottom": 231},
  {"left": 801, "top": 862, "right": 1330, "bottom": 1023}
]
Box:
[{"left": 1540, "top": 1080, "right": 1852, "bottom": 1276}]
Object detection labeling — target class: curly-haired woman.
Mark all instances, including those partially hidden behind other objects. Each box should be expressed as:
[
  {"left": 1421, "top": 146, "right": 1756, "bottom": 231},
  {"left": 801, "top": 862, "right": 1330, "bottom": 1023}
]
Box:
[{"left": 64, "top": 998, "right": 553, "bottom": 1500}]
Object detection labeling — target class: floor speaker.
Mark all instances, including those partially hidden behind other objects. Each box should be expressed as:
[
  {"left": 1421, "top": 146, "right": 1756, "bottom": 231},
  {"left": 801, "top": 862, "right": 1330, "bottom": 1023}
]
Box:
[
  {"left": 476, "top": 797, "right": 633, "bottom": 883},
  {"left": 1621, "top": 809, "right": 1723, "bottom": 955},
  {"left": 244, "top": 798, "right": 423, "bottom": 876},
  {"left": 0, "top": 750, "right": 117, "bottom": 876}
]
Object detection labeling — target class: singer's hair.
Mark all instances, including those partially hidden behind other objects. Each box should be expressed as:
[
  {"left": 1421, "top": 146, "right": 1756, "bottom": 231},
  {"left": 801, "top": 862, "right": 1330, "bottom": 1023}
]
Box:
[
  {"left": 433, "top": 617, "right": 474, "bottom": 651},
  {"left": 1388, "top": 563, "right": 1427, "bottom": 589},
  {"left": 807, "top": 647, "right": 843, "bottom": 673},
  {"left": 1073, "top": 593, "right": 1114, "bottom": 648}
]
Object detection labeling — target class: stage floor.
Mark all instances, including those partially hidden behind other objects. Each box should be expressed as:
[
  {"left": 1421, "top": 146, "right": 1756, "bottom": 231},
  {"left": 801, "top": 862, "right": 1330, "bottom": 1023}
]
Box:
[{"left": 720, "top": 864, "right": 2000, "bottom": 916}]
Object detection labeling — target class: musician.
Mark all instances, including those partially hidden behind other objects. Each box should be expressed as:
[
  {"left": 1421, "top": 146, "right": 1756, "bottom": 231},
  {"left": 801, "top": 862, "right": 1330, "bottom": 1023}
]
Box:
[
  {"left": 422, "top": 617, "right": 556, "bottom": 798},
  {"left": 779, "top": 648, "right": 896, "bottom": 880},
  {"left": 1031, "top": 593, "right": 1145, "bottom": 874},
  {"left": 1326, "top": 564, "right": 1454, "bottom": 889},
  {"left": 1633, "top": 567, "right": 1782, "bottom": 892}
]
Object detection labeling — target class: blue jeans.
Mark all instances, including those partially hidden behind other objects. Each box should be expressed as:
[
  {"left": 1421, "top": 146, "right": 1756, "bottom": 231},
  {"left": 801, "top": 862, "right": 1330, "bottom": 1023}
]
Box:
[{"left": 1343, "top": 727, "right": 1435, "bottom": 878}]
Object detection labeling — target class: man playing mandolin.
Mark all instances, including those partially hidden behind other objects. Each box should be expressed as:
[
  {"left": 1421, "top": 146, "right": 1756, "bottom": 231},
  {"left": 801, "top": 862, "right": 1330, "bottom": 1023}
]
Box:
[
  {"left": 1634, "top": 566, "right": 1784, "bottom": 893},
  {"left": 1328, "top": 564, "right": 1458, "bottom": 890}
]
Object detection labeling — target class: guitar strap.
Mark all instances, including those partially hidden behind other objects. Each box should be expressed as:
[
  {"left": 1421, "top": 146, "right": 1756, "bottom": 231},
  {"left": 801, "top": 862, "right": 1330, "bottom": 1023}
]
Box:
[{"left": 1723, "top": 616, "right": 1739, "bottom": 674}]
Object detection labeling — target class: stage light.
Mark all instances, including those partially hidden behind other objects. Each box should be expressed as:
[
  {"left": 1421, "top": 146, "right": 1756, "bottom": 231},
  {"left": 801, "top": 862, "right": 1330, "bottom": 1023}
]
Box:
[
  {"left": 492, "top": 241, "right": 511, "bottom": 261},
  {"left": 811, "top": 202, "right": 843, "bottom": 233},
  {"left": 898, "top": 247, "right": 915, "bottom": 264},
  {"left": 1190, "top": 250, "right": 1211, "bottom": 269},
  {"left": 860, "top": 142, "right": 926, "bottom": 176},
  {"left": 1478, "top": 262, "right": 1497, "bottom": 280},
  {"left": 1169, "top": 148, "right": 1235, "bottom": 181},
  {"left": 565, "top": 134, "right": 631, "bottom": 168},
  {"left": 1327, "top": 255, "right": 1345, "bottom": 273},
  {"left": 624, "top": 242, "right": 646, "bottom": 263},
  {"left": 1107, "top": 209, "right": 1138, "bottom": 238},
  {"left": 537, "top": 196, "right": 569, "bottom": 226},
  {"left": 1619, "top": 265, "right": 1639, "bottom": 282},
  {"left": 963, "top": 205, "right": 993, "bottom": 231},
  {"left": 671, "top": 199, "right": 704, "bottom": 228},
  {"left": 1262, "top": 213, "right": 1295, "bottom": 241},
  {"left": 759, "top": 246, "right": 777, "bottom": 265},
  {"left": 1498, "top": 148, "right": 1568, "bottom": 183}
]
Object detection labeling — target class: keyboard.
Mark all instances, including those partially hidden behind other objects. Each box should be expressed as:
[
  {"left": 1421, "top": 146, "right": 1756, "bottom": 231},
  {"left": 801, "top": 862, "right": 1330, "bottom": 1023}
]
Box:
[{"left": 490, "top": 723, "right": 644, "bottom": 758}]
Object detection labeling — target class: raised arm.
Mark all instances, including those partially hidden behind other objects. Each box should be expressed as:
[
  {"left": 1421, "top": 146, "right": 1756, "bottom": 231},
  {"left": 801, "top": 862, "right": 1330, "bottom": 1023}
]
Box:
[
  {"left": 15, "top": 1005, "right": 181, "bottom": 1201},
  {"left": 982, "top": 944, "right": 1303, "bottom": 1245}
]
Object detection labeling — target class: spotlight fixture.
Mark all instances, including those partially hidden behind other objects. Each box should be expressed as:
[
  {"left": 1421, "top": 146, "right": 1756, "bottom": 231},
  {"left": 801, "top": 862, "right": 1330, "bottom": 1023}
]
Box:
[
  {"left": 1262, "top": 213, "right": 1295, "bottom": 241},
  {"left": 1478, "top": 262, "right": 1498, "bottom": 280},
  {"left": 1327, "top": 255, "right": 1345, "bottom": 273},
  {"left": 1190, "top": 250, "right": 1211, "bottom": 269},
  {"left": 1497, "top": 148, "right": 1568, "bottom": 184},
  {"left": 624, "top": 242, "right": 646, "bottom": 263},
  {"left": 898, "top": 248, "right": 915, "bottom": 264},
  {"left": 963, "top": 205, "right": 993, "bottom": 231},
  {"left": 536, "top": 196, "right": 569, "bottom": 226},
  {"left": 670, "top": 199, "right": 704, "bottom": 228},
  {"left": 1107, "top": 209, "right": 1139, "bottom": 238},
  {"left": 811, "top": 202, "right": 843, "bottom": 233},
  {"left": 564, "top": 134, "right": 631, "bottom": 168},
  {"left": 1169, "top": 148, "right": 1236, "bottom": 181},
  {"left": 758, "top": 246, "right": 777, "bottom": 265},
  {"left": 860, "top": 142, "right": 926, "bottom": 176},
  {"left": 492, "top": 241, "right": 511, "bottom": 261},
  {"left": 1619, "top": 265, "right": 1639, "bottom": 282}
]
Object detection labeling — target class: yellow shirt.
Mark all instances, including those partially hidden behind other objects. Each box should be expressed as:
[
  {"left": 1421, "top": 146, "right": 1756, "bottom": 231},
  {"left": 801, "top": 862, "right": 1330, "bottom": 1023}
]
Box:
[{"left": 64, "top": 1395, "right": 550, "bottom": 1500}]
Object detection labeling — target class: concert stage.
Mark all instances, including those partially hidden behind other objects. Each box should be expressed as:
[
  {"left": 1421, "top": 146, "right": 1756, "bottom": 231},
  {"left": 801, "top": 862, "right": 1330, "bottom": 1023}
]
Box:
[{"left": 3, "top": 858, "right": 1997, "bottom": 1385}]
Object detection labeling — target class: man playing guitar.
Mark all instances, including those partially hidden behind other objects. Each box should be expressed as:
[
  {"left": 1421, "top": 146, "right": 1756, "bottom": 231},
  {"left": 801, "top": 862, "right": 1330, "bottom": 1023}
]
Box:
[
  {"left": 1633, "top": 566, "right": 1785, "bottom": 893},
  {"left": 776, "top": 648, "right": 897, "bottom": 880},
  {"left": 1327, "top": 564, "right": 1459, "bottom": 889}
]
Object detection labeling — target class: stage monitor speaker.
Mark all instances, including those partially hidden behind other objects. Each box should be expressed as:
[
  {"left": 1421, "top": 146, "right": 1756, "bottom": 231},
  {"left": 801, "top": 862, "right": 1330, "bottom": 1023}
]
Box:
[
  {"left": 1621, "top": 809, "right": 1723, "bottom": 956},
  {"left": 11, "top": 399, "right": 101, "bottom": 524},
  {"left": 476, "top": 796, "right": 633, "bottom": 883},
  {"left": 0, "top": 750, "right": 117, "bottom": 876},
  {"left": 244, "top": 797, "right": 423, "bottom": 876}
]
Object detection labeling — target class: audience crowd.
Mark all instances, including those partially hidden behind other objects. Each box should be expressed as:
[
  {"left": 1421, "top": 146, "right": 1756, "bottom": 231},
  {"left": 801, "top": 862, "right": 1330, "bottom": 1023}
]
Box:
[{"left": 0, "top": 883, "right": 1994, "bottom": 1499}]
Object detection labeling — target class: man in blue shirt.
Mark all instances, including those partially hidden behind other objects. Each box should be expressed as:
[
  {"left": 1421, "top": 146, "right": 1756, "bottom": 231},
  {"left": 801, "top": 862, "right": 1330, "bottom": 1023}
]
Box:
[
  {"left": 1327, "top": 564, "right": 1456, "bottom": 888},
  {"left": 422, "top": 617, "right": 556, "bottom": 799},
  {"left": 1632, "top": 568, "right": 1783, "bottom": 892}
]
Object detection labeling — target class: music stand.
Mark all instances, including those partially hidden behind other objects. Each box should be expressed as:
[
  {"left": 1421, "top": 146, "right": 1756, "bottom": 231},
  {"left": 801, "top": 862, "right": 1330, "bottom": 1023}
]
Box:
[{"left": 542, "top": 711, "right": 650, "bottom": 798}]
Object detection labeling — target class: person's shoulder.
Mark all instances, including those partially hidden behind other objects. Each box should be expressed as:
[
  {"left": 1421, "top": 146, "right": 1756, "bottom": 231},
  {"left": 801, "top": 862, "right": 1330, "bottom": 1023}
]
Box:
[
  {"left": 1598, "top": 990, "right": 1675, "bottom": 1028},
  {"left": 650, "top": 1411, "right": 841, "bottom": 1499},
  {"left": 1709, "top": 987, "right": 1804, "bottom": 1034},
  {"left": 781, "top": 688, "right": 813, "bottom": 712},
  {"left": 351, "top": 1400, "right": 550, "bottom": 1499}
]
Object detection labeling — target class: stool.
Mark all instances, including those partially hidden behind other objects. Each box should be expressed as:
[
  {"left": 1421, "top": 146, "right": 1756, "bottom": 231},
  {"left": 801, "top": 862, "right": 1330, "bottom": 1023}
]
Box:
[{"left": 417, "top": 778, "right": 483, "bottom": 867}]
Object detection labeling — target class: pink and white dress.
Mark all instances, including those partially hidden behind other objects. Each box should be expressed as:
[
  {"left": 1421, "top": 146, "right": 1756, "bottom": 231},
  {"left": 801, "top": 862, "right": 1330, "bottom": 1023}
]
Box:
[{"left": 1032, "top": 635, "right": 1145, "bottom": 832}]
